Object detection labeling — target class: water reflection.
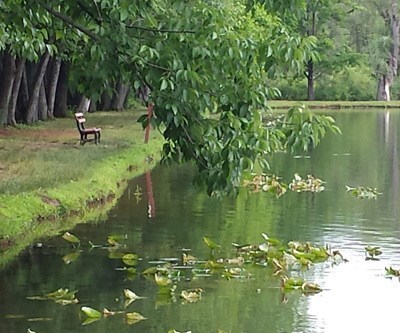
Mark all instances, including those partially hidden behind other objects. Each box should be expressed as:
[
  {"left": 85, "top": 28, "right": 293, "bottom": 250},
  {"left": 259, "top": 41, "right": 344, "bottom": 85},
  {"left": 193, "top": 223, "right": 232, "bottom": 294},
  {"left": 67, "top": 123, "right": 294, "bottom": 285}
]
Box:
[{"left": 1, "top": 110, "right": 400, "bottom": 332}]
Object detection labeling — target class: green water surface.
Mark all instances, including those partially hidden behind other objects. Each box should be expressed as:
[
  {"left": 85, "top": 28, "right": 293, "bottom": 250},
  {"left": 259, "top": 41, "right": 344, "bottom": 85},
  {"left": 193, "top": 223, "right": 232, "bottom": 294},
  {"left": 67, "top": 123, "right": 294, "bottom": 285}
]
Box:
[{"left": 1, "top": 109, "right": 400, "bottom": 333}]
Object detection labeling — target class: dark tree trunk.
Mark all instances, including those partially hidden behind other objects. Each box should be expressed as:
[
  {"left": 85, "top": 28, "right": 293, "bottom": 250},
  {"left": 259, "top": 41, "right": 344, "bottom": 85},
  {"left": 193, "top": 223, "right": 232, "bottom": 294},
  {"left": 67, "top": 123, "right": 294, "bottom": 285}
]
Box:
[
  {"left": 39, "top": 82, "right": 48, "bottom": 121},
  {"left": 98, "top": 91, "right": 112, "bottom": 110},
  {"left": 17, "top": 67, "right": 30, "bottom": 122},
  {"left": 0, "top": 51, "right": 16, "bottom": 126},
  {"left": 306, "top": 60, "right": 315, "bottom": 101},
  {"left": 26, "top": 51, "right": 51, "bottom": 124},
  {"left": 54, "top": 61, "right": 69, "bottom": 118},
  {"left": 111, "top": 80, "right": 130, "bottom": 111},
  {"left": 8, "top": 58, "right": 25, "bottom": 126},
  {"left": 305, "top": 7, "right": 316, "bottom": 101},
  {"left": 46, "top": 57, "right": 61, "bottom": 118}
]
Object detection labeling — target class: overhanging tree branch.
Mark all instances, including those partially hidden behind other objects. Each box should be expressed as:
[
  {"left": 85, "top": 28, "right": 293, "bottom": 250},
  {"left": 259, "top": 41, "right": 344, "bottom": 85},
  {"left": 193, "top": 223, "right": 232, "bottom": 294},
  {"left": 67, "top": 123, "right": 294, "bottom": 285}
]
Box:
[{"left": 37, "top": 2, "right": 99, "bottom": 41}]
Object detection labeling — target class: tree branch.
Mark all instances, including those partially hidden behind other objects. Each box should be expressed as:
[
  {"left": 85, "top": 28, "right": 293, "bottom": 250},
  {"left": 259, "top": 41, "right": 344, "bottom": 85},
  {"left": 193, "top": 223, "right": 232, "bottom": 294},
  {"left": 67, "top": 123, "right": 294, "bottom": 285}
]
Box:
[{"left": 37, "top": 2, "right": 99, "bottom": 41}]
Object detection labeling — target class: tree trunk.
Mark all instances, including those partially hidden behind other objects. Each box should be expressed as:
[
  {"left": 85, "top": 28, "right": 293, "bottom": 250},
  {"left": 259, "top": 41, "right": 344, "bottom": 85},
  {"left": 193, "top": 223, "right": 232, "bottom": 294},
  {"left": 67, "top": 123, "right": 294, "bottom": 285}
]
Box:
[
  {"left": 8, "top": 58, "right": 25, "bottom": 126},
  {"left": 377, "top": 76, "right": 390, "bottom": 100},
  {"left": 98, "top": 91, "right": 112, "bottom": 110},
  {"left": 307, "top": 60, "right": 315, "bottom": 101},
  {"left": 376, "top": 0, "right": 399, "bottom": 101},
  {"left": 39, "top": 82, "right": 48, "bottom": 121},
  {"left": 111, "top": 80, "right": 130, "bottom": 111},
  {"left": 46, "top": 57, "right": 61, "bottom": 119},
  {"left": 26, "top": 51, "right": 51, "bottom": 124},
  {"left": 54, "top": 61, "right": 69, "bottom": 118},
  {"left": 76, "top": 95, "right": 91, "bottom": 113},
  {"left": 0, "top": 51, "right": 16, "bottom": 126},
  {"left": 305, "top": 8, "right": 316, "bottom": 101},
  {"left": 17, "top": 67, "right": 30, "bottom": 122}
]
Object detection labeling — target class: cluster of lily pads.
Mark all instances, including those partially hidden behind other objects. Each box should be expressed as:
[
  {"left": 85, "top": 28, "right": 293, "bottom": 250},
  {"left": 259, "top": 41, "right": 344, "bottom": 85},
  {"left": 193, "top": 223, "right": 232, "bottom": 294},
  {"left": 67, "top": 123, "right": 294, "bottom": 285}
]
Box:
[
  {"left": 243, "top": 173, "right": 382, "bottom": 200},
  {"left": 243, "top": 173, "right": 325, "bottom": 198},
  {"left": 345, "top": 186, "right": 382, "bottom": 199},
  {"left": 27, "top": 230, "right": 400, "bottom": 331}
]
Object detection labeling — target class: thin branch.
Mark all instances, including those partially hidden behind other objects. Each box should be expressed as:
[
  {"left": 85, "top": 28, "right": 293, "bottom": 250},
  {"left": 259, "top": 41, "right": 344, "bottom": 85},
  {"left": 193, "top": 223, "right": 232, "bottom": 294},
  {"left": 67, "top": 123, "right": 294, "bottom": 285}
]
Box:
[
  {"left": 37, "top": 2, "right": 99, "bottom": 41},
  {"left": 77, "top": 0, "right": 102, "bottom": 25},
  {"left": 143, "top": 60, "right": 170, "bottom": 71},
  {"left": 91, "top": 0, "right": 103, "bottom": 22}
]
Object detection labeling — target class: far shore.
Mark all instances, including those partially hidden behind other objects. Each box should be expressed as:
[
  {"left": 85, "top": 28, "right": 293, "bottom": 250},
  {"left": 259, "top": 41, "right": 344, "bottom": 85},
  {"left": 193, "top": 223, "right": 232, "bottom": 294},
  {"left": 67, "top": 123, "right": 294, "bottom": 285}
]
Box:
[{"left": 268, "top": 100, "right": 400, "bottom": 109}]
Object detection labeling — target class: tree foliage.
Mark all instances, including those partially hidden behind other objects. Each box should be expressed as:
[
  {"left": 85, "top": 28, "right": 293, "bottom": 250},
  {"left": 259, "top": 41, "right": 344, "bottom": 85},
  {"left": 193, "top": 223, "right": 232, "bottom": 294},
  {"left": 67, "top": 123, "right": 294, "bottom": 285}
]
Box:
[{"left": 0, "top": 0, "right": 341, "bottom": 195}]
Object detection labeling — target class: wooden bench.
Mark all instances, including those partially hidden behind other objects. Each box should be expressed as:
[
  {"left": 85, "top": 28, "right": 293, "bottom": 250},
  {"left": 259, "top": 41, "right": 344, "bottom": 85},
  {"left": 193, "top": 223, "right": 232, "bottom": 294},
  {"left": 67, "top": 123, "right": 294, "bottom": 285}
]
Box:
[{"left": 74, "top": 113, "right": 101, "bottom": 145}]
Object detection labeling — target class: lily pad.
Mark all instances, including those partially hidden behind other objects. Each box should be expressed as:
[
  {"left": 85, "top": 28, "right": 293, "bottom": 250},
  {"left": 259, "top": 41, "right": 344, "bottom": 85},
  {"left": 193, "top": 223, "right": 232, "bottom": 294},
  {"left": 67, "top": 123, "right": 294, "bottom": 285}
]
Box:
[
  {"left": 62, "top": 251, "right": 81, "bottom": 265},
  {"left": 62, "top": 232, "right": 80, "bottom": 245},
  {"left": 203, "top": 236, "right": 221, "bottom": 250},
  {"left": 124, "top": 289, "right": 146, "bottom": 300},
  {"left": 126, "top": 312, "right": 147, "bottom": 325},
  {"left": 122, "top": 253, "right": 139, "bottom": 266},
  {"left": 81, "top": 306, "right": 102, "bottom": 318},
  {"left": 346, "top": 186, "right": 382, "bottom": 199}
]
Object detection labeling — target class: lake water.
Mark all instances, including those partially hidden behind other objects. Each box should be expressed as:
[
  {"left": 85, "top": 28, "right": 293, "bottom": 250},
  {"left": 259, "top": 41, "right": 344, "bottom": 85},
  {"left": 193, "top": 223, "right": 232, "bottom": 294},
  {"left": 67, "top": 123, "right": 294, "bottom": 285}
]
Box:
[{"left": 1, "top": 109, "right": 400, "bottom": 333}]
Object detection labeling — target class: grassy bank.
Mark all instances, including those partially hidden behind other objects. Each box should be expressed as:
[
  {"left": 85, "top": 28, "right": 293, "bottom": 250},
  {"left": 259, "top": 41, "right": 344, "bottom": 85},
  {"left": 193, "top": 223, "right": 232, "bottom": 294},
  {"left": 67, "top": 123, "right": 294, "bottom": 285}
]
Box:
[
  {"left": 269, "top": 100, "right": 400, "bottom": 109},
  {"left": 0, "top": 110, "right": 164, "bottom": 265}
]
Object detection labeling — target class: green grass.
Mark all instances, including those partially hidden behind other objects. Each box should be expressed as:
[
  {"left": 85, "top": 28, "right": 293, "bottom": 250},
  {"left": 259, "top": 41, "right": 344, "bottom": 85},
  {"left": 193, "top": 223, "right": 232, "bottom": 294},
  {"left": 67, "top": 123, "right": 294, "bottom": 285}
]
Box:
[
  {"left": 0, "top": 110, "right": 164, "bottom": 260},
  {"left": 268, "top": 100, "right": 400, "bottom": 109},
  {"left": 0, "top": 111, "right": 157, "bottom": 194}
]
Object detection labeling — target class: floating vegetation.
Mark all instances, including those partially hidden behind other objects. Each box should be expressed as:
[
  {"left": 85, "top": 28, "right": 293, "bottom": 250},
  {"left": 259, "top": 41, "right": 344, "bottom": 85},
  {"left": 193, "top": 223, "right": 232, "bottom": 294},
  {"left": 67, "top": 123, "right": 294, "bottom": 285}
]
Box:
[
  {"left": 331, "top": 250, "right": 349, "bottom": 265},
  {"left": 385, "top": 266, "right": 400, "bottom": 278},
  {"left": 124, "top": 289, "right": 146, "bottom": 301},
  {"left": 243, "top": 174, "right": 287, "bottom": 197},
  {"left": 27, "top": 288, "right": 78, "bottom": 305},
  {"left": 365, "top": 246, "right": 382, "bottom": 260},
  {"left": 29, "top": 232, "right": 357, "bottom": 328},
  {"left": 62, "top": 232, "right": 80, "bottom": 246},
  {"left": 107, "top": 234, "right": 128, "bottom": 247},
  {"left": 126, "top": 312, "right": 147, "bottom": 325},
  {"left": 346, "top": 186, "right": 382, "bottom": 199},
  {"left": 80, "top": 306, "right": 124, "bottom": 325},
  {"left": 281, "top": 276, "right": 322, "bottom": 294},
  {"left": 203, "top": 236, "right": 221, "bottom": 250},
  {"left": 180, "top": 288, "right": 203, "bottom": 303},
  {"left": 243, "top": 173, "right": 325, "bottom": 196},
  {"left": 62, "top": 251, "right": 81, "bottom": 265},
  {"left": 289, "top": 173, "right": 325, "bottom": 193},
  {"left": 124, "top": 289, "right": 146, "bottom": 307},
  {"left": 81, "top": 306, "right": 102, "bottom": 318},
  {"left": 121, "top": 253, "right": 139, "bottom": 266}
]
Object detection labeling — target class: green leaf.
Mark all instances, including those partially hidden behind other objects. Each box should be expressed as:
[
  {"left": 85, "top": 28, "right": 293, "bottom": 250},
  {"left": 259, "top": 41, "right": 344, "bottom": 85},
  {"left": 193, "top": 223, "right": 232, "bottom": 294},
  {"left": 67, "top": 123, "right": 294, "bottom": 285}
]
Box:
[
  {"left": 62, "top": 232, "right": 80, "bottom": 244},
  {"left": 203, "top": 236, "right": 221, "bottom": 250},
  {"left": 126, "top": 312, "right": 147, "bottom": 324},
  {"left": 81, "top": 306, "right": 102, "bottom": 318},
  {"left": 122, "top": 253, "right": 139, "bottom": 266},
  {"left": 120, "top": 8, "right": 129, "bottom": 21},
  {"left": 160, "top": 79, "right": 168, "bottom": 91}
]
